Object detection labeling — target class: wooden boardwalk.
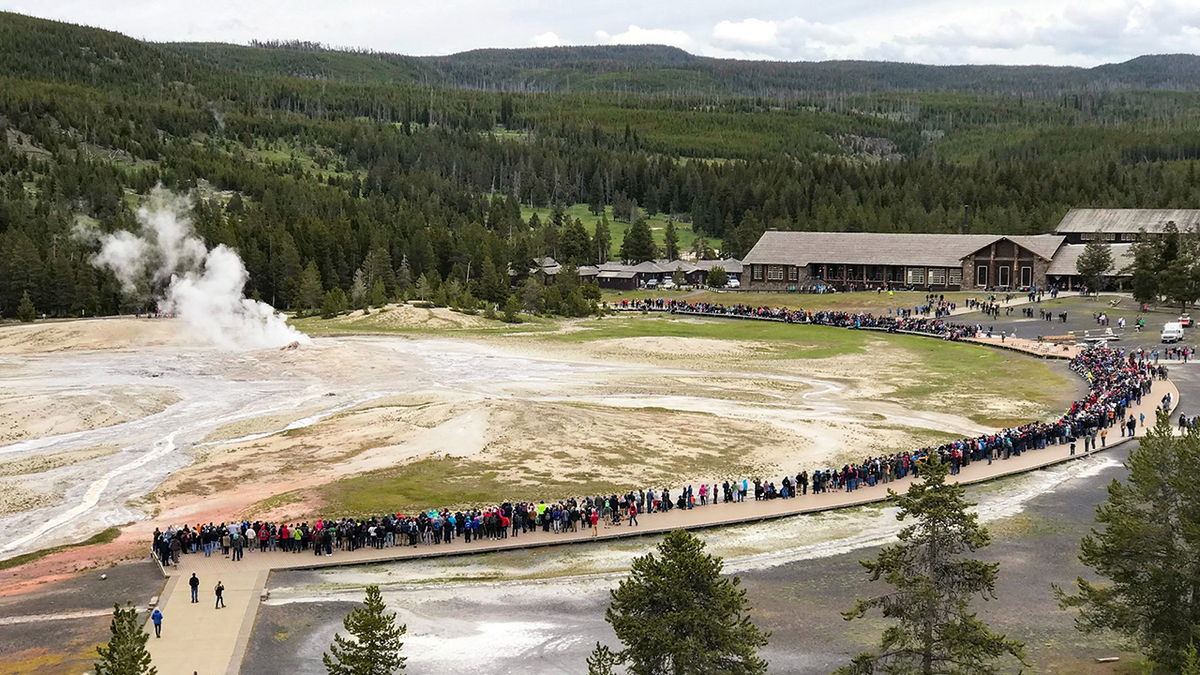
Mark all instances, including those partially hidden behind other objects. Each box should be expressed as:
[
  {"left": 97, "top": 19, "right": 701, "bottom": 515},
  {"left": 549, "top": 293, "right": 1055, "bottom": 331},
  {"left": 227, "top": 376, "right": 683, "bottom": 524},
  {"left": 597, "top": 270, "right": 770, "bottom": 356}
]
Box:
[{"left": 143, "top": 375, "right": 1178, "bottom": 674}]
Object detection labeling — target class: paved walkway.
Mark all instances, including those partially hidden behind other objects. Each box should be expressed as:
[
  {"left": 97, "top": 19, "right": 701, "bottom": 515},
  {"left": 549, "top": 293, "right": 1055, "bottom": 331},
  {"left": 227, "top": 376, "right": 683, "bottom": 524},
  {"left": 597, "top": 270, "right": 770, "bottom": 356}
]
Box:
[{"left": 142, "top": 374, "right": 1177, "bottom": 674}]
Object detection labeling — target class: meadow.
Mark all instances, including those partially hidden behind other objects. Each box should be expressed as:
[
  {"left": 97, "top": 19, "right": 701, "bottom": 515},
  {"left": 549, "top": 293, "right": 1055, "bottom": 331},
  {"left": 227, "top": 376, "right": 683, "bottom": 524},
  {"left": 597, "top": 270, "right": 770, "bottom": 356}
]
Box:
[{"left": 519, "top": 203, "right": 722, "bottom": 258}]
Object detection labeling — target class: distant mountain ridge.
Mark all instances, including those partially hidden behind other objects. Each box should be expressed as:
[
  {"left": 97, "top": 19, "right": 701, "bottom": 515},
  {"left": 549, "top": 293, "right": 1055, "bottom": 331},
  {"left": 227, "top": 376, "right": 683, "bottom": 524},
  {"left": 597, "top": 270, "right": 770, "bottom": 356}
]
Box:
[
  {"left": 167, "top": 41, "right": 1200, "bottom": 96},
  {"left": 1, "top": 11, "right": 1198, "bottom": 98}
]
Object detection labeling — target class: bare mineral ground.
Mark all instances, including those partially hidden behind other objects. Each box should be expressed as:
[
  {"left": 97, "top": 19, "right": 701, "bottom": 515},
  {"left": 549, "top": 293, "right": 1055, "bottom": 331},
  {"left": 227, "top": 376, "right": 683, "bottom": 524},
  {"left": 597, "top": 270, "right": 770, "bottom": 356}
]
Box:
[{"left": 0, "top": 312, "right": 1078, "bottom": 563}]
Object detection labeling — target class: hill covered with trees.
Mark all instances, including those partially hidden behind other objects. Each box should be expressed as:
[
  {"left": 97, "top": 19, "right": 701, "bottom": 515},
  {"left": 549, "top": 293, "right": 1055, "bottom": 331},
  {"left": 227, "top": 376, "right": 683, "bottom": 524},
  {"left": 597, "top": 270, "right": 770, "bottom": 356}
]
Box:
[
  {"left": 1, "top": 11, "right": 1199, "bottom": 319},
  {"left": 164, "top": 40, "right": 1200, "bottom": 97}
]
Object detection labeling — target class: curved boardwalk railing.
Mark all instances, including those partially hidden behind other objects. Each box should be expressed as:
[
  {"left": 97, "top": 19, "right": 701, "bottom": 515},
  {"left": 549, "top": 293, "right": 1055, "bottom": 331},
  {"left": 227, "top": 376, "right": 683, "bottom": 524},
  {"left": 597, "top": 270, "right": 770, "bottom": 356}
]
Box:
[
  {"left": 154, "top": 300, "right": 1162, "bottom": 565},
  {"left": 142, "top": 300, "right": 1177, "bottom": 675}
]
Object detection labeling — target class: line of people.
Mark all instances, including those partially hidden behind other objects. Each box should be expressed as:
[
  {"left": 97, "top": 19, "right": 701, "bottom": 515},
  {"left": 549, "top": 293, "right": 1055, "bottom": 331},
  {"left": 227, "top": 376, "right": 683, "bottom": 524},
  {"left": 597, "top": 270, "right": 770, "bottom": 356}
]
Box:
[{"left": 151, "top": 310, "right": 1160, "bottom": 565}]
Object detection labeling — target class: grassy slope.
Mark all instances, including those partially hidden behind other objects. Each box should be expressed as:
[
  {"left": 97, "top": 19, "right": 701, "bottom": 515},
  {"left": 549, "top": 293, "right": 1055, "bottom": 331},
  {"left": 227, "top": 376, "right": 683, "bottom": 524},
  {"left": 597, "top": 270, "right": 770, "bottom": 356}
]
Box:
[{"left": 520, "top": 204, "right": 722, "bottom": 258}]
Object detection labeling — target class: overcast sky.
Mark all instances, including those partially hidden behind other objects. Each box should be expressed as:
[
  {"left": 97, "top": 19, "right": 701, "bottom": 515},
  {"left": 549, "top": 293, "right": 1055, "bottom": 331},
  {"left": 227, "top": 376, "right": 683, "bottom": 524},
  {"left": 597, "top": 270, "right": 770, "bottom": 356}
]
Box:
[{"left": 3, "top": 0, "right": 1198, "bottom": 66}]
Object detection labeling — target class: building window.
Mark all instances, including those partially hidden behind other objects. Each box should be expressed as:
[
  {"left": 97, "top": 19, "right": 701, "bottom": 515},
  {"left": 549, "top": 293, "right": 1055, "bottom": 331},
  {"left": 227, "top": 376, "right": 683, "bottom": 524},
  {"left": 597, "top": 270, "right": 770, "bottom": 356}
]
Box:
[
  {"left": 976, "top": 265, "right": 988, "bottom": 287},
  {"left": 767, "top": 265, "right": 784, "bottom": 281},
  {"left": 787, "top": 266, "right": 798, "bottom": 281},
  {"left": 906, "top": 267, "right": 925, "bottom": 284},
  {"left": 753, "top": 265, "right": 763, "bottom": 281},
  {"left": 948, "top": 269, "right": 963, "bottom": 286},
  {"left": 998, "top": 265, "right": 1011, "bottom": 287},
  {"left": 928, "top": 268, "right": 946, "bottom": 286},
  {"left": 1020, "top": 266, "right": 1033, "bottom": 287}
]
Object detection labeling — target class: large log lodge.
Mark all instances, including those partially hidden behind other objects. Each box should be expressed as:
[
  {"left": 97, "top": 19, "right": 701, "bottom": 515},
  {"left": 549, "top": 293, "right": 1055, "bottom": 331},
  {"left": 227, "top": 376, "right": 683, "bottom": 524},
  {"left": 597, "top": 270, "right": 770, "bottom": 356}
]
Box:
[{"left": 742, "top": 208, "right": 1197, "bottom": 292}]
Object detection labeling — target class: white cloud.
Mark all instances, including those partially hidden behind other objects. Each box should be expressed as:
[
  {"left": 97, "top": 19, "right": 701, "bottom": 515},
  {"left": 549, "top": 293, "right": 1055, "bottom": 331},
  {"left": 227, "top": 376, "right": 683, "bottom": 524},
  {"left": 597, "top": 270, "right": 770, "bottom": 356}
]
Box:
[
  {"left": 712, "top": 18, "right": 779, "bottom": 48},
  {"left": 595, "top": 24, "right": 695, "bottom": 50},
  {"left": 710, "top": 17, "right": 853, "bottom": 60},
  {"left": 531, "top": 31, "right": 564, "bottom": 48},
  {"left": 874, "top": 0, "right": 1200, "bottom": 65}
]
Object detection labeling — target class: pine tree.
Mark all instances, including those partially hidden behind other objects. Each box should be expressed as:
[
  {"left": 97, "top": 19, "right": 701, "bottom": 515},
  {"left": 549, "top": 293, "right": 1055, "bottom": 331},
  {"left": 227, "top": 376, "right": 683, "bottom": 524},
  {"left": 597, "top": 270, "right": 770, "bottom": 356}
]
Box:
[
  {"left": 1186, "top": 642, "right": 1200, "bottom": 675},
  {"left": 560, "top": 217, "right": 592, "bottom": 265},
  {"left": 587, "top": 642, "right": 618, "bottom": 675},
  {"left": 320, "top": 288, "right": 348, "bottom": 319},
  {"left": 350, "top": 269, "right": 368, "bottom": 310},
  {"left": 1075, "top": 239, "right": 1114, "bottom": 294},
  {"left": 620, "top": 218, "right": 657, "bottom": 263},
  {"left": 16, "top": 290, "right": 36, "bottom": 322},
  {"left": 839, "top": 457, "right": 1025, "bottom": 675},
  {"left": 502, "top": 294, "right": 521, "bottom": 323},
  {"left": 323, "top": 585, "right": 406, "bottom": 675},
  {"left": 1128, "top": 236, "right": 1164, "bottom": 304},
  {"left": 1161, "top": 255, "right": 1200, "bottom": 311},
  {"left": 296, "top": 261, "right": 324, "bottom": 313},
  {"left": 363, "top": 247, "right": 397, "bottom": 298},
  {"left": 663, "top": 219, "right": 679, "bottom": 260},
  {"left": 396, "top": 255, "right": 412, "bottom": 296},
  {"left": 1056, "top": 415, "right": 1200, "bottom": 672},
  {"left": 369, "top": 279, "right": 388, "bottom": 307},
  {"left": 413, "top": 274, "right": 433, "bottom": 302},
  {"left": 603, "top": 529, "right": 769, "bottom": 674},
  {"left": 594, "top": 215, "right": 612, "bottom": 263},
  {"left": 707, "top": 266, "right": 728, "bottom": 288},
  {"left": 94, "top": 603, "right": 156, "bottom": 675}
]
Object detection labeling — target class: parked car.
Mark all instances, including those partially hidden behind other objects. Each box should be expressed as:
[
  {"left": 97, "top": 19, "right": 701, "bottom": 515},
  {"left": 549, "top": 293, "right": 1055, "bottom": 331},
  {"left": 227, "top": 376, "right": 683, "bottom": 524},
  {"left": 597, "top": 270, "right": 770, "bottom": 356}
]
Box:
[
  {"left": 644, "top": 279, "right": 658, "bottom": 289},
  {"left": 1162, "top": 321, "right": 1185, "bottom": 343},
  {"left": 1180, "top": 313, "right": 1192, "bottom": 327},
  {"left": 660, "top": 279, "right": 677, "bottom": 290},
  {"left": 725, "top": 278, "right": 741, "bottom": 289}
]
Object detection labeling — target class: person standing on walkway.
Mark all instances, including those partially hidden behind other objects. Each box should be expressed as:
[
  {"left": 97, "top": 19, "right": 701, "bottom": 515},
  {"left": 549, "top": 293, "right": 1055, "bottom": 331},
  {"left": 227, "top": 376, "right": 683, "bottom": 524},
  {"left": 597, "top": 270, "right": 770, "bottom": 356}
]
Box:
[
  {"left": 150, "top": 608, "right": 163, "bottom": 638},
  {"left": 627, "top": 502, "right": 639, "bottom": 527},
  {"left": 189, "top": 573, "right": 200, "bottom": 603},
  {"left": 215, "top": 581, "right": 225, "bottom": 609}
]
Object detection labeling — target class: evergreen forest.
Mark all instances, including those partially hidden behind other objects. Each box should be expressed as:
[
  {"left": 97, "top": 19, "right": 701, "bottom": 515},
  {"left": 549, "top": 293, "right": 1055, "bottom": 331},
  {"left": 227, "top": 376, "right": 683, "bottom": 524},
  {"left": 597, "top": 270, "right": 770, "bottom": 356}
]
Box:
[{"left": 2, "top": 11, "right": 1200, "bottom": 318}]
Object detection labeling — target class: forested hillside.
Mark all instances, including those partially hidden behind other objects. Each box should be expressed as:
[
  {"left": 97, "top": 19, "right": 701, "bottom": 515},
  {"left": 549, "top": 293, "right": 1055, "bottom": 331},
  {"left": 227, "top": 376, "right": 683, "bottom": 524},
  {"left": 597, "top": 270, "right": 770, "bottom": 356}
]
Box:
[
  {"left": 165, "top": 41, "right": 1200, "bottom": 97},
  {"left": 1, "top": 11, "right": 1199, "bottom": 319}
]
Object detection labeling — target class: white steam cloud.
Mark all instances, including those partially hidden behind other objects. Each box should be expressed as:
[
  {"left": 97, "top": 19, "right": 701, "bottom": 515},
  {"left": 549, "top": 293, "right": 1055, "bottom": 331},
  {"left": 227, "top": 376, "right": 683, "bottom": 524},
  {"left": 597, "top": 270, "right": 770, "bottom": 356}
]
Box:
[{"left": 77, "top": 188, "right": 309, "bottom": 350}]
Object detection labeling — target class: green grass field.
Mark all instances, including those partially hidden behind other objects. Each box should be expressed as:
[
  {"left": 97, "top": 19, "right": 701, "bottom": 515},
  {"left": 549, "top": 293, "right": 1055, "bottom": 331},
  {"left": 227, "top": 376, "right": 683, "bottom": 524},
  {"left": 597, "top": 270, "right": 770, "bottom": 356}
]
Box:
[
  {"left": 315, "top": 454, "right": 642, "bottom": 517},
  {"left": 549, "top": 315, "right": 872, "bottom": 359},
  {"left": 0, "top": 527, "right": 120, "bottom": 572},
  {"left": 545, "top": 313, "right": 1076, "bottom": 426},
  {"left": 519, "top": 203, "right": 722, "bottom": 258}
]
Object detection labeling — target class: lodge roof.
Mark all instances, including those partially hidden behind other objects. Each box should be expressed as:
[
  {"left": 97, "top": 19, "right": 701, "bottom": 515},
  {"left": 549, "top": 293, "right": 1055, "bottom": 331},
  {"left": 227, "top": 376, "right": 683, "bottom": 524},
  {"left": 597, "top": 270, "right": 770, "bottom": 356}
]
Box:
[
  {"left": 597, "top": 269, "right": 638, "bottom": 279},
  {"left": 693, "top": 258, "right": 743, "bottom": 273},
  {"left": 1054, "top": 209, "right": 1200, "bottom": 234},
  {"left": 742, "top": 232, "right": 1065, "bottom": 268},
  {"left": 1046, "top": 243, "right": 1136, "bottom": 277}
]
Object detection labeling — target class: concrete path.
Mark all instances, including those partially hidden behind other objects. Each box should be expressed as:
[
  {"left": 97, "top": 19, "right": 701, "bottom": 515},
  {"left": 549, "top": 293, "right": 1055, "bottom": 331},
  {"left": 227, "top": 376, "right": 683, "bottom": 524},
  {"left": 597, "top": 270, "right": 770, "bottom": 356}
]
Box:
[{"left": 142, "top": 375, "right": 1178, "bottom": 675}]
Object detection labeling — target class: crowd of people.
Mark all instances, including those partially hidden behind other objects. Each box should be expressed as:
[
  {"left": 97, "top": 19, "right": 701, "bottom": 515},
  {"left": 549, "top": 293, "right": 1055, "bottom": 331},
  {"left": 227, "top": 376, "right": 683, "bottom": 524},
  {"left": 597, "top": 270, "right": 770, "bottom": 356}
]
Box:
[{"left": 151, "top": 299, "right": 1164, "bottom": 566}]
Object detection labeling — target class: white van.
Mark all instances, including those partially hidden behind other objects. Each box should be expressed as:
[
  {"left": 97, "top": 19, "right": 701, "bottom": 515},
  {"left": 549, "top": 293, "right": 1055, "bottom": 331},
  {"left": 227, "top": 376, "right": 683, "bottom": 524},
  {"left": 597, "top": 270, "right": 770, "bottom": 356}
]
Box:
[{"left": 1162, "top": 321, "right": 1185, "bottom": 343}]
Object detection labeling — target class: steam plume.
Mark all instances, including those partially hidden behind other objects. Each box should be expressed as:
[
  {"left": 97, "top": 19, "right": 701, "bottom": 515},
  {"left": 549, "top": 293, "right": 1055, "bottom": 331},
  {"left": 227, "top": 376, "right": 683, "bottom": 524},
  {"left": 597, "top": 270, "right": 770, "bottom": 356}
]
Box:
[{"left": 77, "top": 188, "right": 309, "bottom": 350}]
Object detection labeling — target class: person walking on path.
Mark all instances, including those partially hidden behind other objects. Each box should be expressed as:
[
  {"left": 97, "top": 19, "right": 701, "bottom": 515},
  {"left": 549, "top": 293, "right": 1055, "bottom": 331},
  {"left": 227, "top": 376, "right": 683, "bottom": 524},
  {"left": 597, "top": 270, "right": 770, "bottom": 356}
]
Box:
[
  {"left": 189, "top": 573, "right": 200, "bottom": 603},
  {"left": 214, "top": 581, "right": 225, "bottom": 609},
  {"left": 150, "top": 608, "right": 163, "bottom": 638}
]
